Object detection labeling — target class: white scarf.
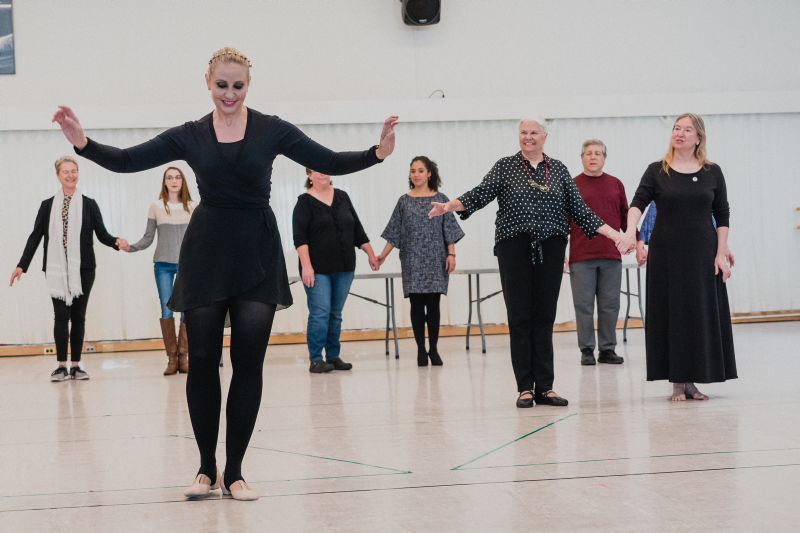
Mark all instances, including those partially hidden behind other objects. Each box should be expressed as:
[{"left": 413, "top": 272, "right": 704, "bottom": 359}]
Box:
[{"left": 46, "top": 188, "right": 83, "bottom": 305}]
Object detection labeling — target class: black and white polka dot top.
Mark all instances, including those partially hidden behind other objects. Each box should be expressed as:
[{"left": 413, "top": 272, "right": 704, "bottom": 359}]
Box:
[{"left": 457, "top": 152, "right": 604, "bottom": 262}]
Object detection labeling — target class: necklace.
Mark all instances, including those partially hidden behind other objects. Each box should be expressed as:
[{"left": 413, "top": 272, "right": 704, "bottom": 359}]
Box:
[{"left": 520, "top": 154, "right": 549, "bottom": 192}]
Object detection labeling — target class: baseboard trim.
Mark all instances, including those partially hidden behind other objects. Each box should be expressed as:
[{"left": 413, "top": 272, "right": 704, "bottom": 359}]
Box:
[{"left": 1, "top": 311, "right": 796, "bottom": 357}]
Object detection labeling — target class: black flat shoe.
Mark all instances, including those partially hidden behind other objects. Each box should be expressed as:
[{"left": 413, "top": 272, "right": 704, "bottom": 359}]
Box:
[
  {"left": 329, "top": 358, "right": 352, "bottom": 370},
  {"left": 597, "top": 349, "right": 624, "bottom": 364},
  {"left": 309, "top": 360, "right": 334, "bottom": 373},
  {"left": 417, "top": 350, "right": 428, "bottom": 367},
  {"left": 516, "top": 391, "right": 534, "bottom": 408},
  {"left": 428, "top": 350, "right": 443, "bottom": 366},
  {"left": 535, "top": 390, "right": 568, "bottom": 406}
]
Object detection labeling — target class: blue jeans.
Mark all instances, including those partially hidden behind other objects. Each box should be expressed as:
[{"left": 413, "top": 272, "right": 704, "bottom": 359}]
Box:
[
  {"left": 303, "top": 271, "right": 354, "bottom": 362},
  {"left": 154, "top": 262, "right": 179, "bottom": 319}
]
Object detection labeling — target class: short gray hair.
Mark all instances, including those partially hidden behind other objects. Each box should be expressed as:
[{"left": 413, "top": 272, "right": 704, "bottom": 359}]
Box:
[
  {"left": 54, "top": 156, "right": 79, "bottom": 173},
  {"left": 581, "top": 139, "right": 607, "bottom": 157},
  {"left": 519, "top": 117, "right": 548, "bottom": 135}
]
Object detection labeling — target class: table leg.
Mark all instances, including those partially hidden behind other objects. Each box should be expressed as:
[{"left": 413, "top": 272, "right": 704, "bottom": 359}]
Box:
[
  {"left": 637, "top": 267, "right": 645, "bottom": 329},
  {"left": 390, "top": 278, "right": 399, "bottom": 359},
  {"left": 384, "top": 279, "right": 390, "bottom": 356},
  {"left": 466, "top": 274, "right": 472, "bottom": 350},
  {"left": 477, "top": 274, "right": 486, "bottom": 354},
  {"left": 623, "top": 268, "right": 631, "bottom": 342}
]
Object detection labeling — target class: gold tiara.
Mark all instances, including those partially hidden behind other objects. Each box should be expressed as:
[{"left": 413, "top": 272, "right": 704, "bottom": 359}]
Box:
[{"left": 208, "top": 50, "right": 252, "bottom": 67}]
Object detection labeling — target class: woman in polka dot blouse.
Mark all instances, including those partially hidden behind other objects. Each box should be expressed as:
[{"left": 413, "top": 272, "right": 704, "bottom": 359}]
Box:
[{"left": 429, "top": 118, "right": 626, "bottom": 408}]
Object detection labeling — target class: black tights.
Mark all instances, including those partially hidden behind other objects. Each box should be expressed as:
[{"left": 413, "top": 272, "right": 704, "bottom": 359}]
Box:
[
  {"left": 183, "top": 297, "right": 276, "bottom": 488},
  {"left": 409, "top": 293, "right": 440, "bottom": 353}
]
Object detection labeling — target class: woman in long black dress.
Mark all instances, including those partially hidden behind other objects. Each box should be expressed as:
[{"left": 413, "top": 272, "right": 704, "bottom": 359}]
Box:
[
  {"left": 52, "top": 47, "right": 398, "bottom": 500},
  {"left": 618, "top": 113, "right": 736, "bottom": 401}
]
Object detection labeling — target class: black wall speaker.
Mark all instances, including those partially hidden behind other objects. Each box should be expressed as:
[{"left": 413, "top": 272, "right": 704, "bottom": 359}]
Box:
[{"left": 402, "top": 0, "right": 441, "bottom": 26}]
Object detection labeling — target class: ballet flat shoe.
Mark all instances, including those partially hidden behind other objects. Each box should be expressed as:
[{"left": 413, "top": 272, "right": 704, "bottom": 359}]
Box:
[
  {"left": 516, "top": 391, "right": 534, "bottom": 408},
  {"left": 222, "top": 476, "right": 259, "bottom": 501},
  {"left": 184, "top": 469, "right": 221, "bottom": 498}
]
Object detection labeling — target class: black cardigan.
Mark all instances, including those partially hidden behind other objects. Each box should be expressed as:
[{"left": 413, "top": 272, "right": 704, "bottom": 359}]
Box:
[{"left": 17, "top": 195, "right": 119, "bottom": 273}]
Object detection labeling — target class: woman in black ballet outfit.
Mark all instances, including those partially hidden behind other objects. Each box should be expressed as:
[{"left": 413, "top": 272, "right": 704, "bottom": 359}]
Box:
[{"left": 52, "top": 46, "right": 398, "bottom": 501}]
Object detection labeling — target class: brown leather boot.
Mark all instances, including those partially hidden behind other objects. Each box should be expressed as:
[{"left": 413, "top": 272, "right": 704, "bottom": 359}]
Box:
[
  {"left": 159, "top": 317, "right": 178, "bottom": 376},
  {"left": 177, "top": 317, "right": 189, "bottom": 373}
]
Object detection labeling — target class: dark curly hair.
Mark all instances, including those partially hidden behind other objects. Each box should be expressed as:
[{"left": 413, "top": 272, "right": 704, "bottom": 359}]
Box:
[{"left": 408, "top": 156, "right": 442, "bottom": 191}]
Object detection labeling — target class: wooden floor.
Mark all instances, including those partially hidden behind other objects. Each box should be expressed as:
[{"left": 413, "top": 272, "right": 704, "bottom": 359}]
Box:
[{"left": 1, "top": 322, "right": 797, "bottom": 532}]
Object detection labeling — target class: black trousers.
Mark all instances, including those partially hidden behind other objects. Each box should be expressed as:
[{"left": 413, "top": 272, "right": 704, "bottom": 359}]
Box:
[
  {"left": 51, "top": 268, "right": 95, "bottom": 363},
  {"left": 496, "top": 235, "right": 566, "bottom": 393}
]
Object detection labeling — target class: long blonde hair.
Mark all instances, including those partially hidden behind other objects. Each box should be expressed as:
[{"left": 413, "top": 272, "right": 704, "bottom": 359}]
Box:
[
  {"left": 662, "top": 113, "right": 713, "bottom": 174},
  {"left": 159, "top": 167, "right": 193, "bottom": 214}
]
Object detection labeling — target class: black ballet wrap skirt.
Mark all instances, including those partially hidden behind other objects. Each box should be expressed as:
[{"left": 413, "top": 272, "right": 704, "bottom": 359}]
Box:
[{"left": 168, "top": 203, "right": 292, "bottom": 311}]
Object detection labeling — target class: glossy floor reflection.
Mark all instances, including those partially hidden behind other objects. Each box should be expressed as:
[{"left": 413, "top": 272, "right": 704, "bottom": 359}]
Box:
[{"left": 1, "top": 322, "right": 798, "bottom": 531}]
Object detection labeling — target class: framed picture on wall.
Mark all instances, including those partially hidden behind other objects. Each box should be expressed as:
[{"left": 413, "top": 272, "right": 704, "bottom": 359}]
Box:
[{"left": 0, "top": 0, "right": 14, "bottom": 74}]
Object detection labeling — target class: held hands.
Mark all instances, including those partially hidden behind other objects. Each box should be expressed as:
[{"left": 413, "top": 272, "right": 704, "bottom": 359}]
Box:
[
  {"left": 375, "top": 116, "right": 399, "bottom": 160},
  {"left": 301, "top": 265, "right": 315, "bottom": 288},
  {"left": 9, "top": 267, "right": 22, "bottom": 287},
  {"left": 52, "top": 106, "right": 88, "bottom": 149},
  {"left": 116, "top": 238, "right": 130, "bottom": 252},
  {"left": 615, "top": 231, "right": 636, "bottom": 255},
  {"left": 368, "top": 255, "right": 381, "bottom": 271},
  {"left": 714, "top": 247, "right": 735, "bottom": 282}
]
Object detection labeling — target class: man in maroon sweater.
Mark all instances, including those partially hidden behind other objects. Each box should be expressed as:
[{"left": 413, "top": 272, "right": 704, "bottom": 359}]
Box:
[{"left": 567, "top": 140, "right": 628, "bottom": 366}]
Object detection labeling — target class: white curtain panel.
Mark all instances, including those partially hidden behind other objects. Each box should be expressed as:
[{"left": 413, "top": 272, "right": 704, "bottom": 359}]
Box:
[{"left": 2, "top": 113, "right": 798, "bottom": 345}]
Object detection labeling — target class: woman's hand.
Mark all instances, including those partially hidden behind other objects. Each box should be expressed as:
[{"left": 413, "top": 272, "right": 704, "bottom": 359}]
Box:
[
  {"left": 9, "top": 267, "right": 22, "bottom": 287},
  {"left": 375, "top": 115, "right": 399, "bottom": 160},
  {"left": 445, "top": 255, "right": 456, "bottom": 274},
  {"left": 301, "top": 265, "right": 315, "bottom": 287},
  {"left": 429, "top": 199, "right": 464, "bottom": 218},
  {"left": 635, "top": 242, "right": 648, "bottom": 267},
  {"left": 52, "top": 106, "right": 88, "bottom": 149},
  {"left": 429, "top": 201, "right": 450, "bottom": 218},
  {"left": 715, "top": 247, "right": 734, "bottom": 282},
  {"left": 116, "top": 238, "right": 130, "bottom": 252}
]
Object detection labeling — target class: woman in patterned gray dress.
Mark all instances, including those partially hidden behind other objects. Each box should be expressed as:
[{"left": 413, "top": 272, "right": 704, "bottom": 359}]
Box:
[{"left": 377, "top": 156, "right": 464, "bottom": 366}]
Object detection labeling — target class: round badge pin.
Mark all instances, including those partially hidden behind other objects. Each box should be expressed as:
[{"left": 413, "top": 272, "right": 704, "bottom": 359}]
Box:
[{"left": 692, "top": 176, "right": 698, "bottom": 182}]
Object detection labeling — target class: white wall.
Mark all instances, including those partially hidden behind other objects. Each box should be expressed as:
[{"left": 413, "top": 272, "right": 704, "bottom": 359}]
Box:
[
  {"left": 2, "top": 0, "right": 800, "bottom": 129},
  {"left": 1, "top": 1, "right": 799, "bottom": 345}
]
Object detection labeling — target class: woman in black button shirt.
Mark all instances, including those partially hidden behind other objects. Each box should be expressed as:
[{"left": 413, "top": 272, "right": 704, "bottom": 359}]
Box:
[
  {"left": 52, "top": 46, "right": 398, "bottom": 501},
  {"left": 429, "top": 119, "right": 625, "bottom": 409},
  {"left": 293, "top": 168, "right": 379, "bottom": 373}
]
